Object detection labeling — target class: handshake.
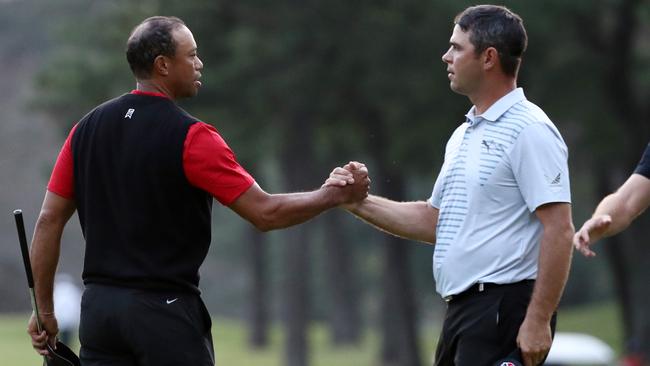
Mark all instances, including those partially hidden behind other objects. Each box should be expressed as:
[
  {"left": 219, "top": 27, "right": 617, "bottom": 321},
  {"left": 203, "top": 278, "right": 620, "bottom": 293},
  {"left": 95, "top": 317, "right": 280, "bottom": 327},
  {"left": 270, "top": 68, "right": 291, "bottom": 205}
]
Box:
[{"left": 322, "top": 161, "right": 371, "bottom": 207}]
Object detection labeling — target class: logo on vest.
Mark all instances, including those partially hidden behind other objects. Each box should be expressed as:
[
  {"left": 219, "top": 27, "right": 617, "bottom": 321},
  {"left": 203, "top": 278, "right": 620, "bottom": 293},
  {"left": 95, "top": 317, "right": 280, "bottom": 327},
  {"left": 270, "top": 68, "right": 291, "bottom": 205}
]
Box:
[
  {"left": 125, "top": 108, "right": 135, "bottom": 119},
  {"left": 500, "top": 362, "right": 516, "bottom": 366}
]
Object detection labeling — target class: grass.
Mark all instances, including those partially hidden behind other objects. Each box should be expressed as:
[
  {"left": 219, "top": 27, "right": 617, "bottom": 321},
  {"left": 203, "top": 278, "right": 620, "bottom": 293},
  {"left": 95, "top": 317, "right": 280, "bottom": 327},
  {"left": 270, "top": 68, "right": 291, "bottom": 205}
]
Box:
[
  {"left": 0, "top": 314, "right": 46, "bottom": 366},
  {"left": 211, "top": 319, "right": 386, "bottom": 366},
  {"left": 0, "top": 301, "right": 621, "bottom": 365},
  {"left": 556, "top": 301, "right": 623, "bottom": 355}
]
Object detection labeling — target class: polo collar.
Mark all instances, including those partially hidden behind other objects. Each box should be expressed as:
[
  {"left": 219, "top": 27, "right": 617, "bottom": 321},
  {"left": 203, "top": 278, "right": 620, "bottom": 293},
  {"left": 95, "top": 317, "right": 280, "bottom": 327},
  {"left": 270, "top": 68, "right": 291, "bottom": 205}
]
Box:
[
  {"left": 465, "top": 87, "right": 526, "bottom": 126},
  {"left": 131, "top": 90, "right": 170, "bottom": 99}
]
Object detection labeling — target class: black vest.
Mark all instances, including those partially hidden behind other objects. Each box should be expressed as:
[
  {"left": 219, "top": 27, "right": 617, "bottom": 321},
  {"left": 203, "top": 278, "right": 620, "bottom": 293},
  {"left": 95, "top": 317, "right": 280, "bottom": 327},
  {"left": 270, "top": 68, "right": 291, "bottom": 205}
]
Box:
[{"left": 72, "top": 93, "right": 212, "bottom": 294}]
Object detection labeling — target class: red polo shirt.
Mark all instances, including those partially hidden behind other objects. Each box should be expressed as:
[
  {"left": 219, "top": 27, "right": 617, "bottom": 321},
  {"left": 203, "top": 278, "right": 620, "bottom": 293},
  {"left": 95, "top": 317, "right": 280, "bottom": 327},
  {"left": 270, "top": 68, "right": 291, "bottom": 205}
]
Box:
[{"left": 48, "top": 90, "right": 254, "bottom": 205}]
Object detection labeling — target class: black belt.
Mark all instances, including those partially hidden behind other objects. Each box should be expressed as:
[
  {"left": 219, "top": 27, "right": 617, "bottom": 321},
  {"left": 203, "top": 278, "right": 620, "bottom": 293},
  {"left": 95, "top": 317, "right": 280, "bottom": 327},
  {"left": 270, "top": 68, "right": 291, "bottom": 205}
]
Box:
[{"left": 443, "top": 279, "right": 534, "bottom": 303}]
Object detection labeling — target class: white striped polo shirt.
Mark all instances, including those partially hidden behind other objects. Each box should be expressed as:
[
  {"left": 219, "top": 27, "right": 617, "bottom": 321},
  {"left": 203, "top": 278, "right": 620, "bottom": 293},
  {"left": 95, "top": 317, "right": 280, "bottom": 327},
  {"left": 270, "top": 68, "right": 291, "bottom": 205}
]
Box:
[{"left": 428, "top": 88, "right": 571, "bottom": 298}]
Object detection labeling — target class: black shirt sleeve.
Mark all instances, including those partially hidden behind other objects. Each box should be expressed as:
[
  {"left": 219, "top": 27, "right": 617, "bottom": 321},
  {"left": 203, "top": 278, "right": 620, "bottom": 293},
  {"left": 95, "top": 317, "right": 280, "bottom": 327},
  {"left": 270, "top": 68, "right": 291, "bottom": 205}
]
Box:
[{"left": 633, "top": 143, "right": 650, "bottom": 178}]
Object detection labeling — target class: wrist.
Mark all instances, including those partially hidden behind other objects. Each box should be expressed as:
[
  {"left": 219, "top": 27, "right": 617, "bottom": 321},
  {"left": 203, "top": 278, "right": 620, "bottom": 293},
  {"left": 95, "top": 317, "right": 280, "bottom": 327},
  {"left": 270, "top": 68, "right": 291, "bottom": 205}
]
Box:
[
  {"left": 524, "top": 308, "right": 552, "bottom": 325},
  {"left": 35, "top": 309, "right": 55, "bottom": 317},
  {"left": 320, "top": 185, "right": 345, "bottom": 207},
  {"left": 343, "top": 199, "right": 364, "bottom": 212}
]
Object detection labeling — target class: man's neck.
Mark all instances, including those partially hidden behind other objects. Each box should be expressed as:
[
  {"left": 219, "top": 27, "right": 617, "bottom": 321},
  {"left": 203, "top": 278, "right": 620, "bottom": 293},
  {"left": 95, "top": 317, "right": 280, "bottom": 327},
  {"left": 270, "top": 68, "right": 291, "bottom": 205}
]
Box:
[
  {"left": 469, "top": 78, "right": 517, "bottom": 116},
  {"left": 135, "top": 80, "right": 176, "bottom": 100}
]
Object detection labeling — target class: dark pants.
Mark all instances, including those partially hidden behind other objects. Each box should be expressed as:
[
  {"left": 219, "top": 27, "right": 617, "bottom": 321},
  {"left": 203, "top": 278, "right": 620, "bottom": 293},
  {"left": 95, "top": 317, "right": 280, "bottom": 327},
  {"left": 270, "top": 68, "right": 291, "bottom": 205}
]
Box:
[
  {"left": 79, "top": 284, "right": 215, "bottom": 366},
  {"left": 434, "top": 280, "right": 557, "bottom": 366}
]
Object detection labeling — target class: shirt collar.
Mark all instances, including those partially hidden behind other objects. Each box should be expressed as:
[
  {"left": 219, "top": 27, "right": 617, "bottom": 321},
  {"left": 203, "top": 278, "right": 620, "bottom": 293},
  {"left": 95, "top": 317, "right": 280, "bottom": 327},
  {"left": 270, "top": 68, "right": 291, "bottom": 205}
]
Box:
[
  {"left": 130, "top": 90, "right": 170, "bottom": 99},
  {"left": 464, "top": 87, "right": 526, "bottom": 126}
]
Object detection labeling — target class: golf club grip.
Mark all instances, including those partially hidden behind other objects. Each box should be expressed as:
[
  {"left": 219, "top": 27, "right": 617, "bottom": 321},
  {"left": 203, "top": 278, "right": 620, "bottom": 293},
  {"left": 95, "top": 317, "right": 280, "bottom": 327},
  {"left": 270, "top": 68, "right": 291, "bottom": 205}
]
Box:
[{"left": 14, "top": 209, "right": 35, "bottom": 288}]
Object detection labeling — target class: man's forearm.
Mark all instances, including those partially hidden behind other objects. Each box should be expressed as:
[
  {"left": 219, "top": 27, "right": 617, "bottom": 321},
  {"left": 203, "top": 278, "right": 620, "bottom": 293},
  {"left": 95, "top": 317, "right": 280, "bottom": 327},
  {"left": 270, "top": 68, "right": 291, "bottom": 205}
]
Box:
[
  {"left": 348, "top": 195, "right": 437, "bottom": 244},
  {"left": 591, "top": 193, "right": 637, "bottom": 238},
  {"left": 256, "top": 188, "right": 341, "bottom": 231},
  {"left": 590, "top": 174, "right": 650, "bottom": 239},
  {"left": 526, "top": 226, "right": 573, "bottom": 322},
  {"left": 31, "top": 215, "right": 64, "bottom": 313},
  {"left": 30, "top": 192, "right": 76, "bottom": 313},
  {"left": 232, "top": 171, "right": 369, "bottom": 232}
]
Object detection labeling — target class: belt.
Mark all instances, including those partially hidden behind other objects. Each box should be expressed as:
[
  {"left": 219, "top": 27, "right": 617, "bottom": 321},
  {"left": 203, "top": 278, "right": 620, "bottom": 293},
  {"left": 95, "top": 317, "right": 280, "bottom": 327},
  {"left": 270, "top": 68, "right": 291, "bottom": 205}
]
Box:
[{"left": 443, "top": 280, "right": 534, "bottom": 303}]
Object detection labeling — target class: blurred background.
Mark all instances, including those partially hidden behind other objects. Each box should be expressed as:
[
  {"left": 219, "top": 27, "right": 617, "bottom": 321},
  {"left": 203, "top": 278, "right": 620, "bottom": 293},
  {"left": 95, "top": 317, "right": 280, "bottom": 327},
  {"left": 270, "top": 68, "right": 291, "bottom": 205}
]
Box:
[{"left": 0, "top": 0, "right": 648, "bottom": 365}]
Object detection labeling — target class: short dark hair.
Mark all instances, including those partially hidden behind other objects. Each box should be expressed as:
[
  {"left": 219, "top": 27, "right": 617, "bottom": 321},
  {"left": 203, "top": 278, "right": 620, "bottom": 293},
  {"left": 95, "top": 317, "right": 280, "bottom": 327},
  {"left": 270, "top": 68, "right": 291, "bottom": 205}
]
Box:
[
  {"left": 454, "top": 5, "right": 527, "bottom": 77},
  {"left": 126, "top": 16, "right": 186, "bottom": 79}
]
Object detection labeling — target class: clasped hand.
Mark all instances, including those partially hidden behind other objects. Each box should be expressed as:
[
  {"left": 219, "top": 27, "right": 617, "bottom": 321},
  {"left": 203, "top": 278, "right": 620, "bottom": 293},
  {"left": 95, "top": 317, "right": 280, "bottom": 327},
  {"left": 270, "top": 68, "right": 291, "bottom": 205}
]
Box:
[{"left": 323, "top": 161, "right": 370, "bottom": 206}]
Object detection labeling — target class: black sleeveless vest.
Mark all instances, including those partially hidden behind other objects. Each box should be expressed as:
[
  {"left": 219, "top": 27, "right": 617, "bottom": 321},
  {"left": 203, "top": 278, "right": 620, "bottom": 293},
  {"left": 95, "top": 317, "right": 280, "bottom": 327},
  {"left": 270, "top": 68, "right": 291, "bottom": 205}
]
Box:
[{"left": 72, "top": 93, "right": 212, "bottom": 294}]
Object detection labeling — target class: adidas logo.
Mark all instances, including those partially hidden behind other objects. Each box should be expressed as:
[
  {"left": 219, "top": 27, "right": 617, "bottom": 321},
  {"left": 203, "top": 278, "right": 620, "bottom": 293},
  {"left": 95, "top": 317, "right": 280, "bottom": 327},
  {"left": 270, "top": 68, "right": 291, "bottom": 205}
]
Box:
[{"left": 550, "top": 172, "right": 561, "bottom": 185}]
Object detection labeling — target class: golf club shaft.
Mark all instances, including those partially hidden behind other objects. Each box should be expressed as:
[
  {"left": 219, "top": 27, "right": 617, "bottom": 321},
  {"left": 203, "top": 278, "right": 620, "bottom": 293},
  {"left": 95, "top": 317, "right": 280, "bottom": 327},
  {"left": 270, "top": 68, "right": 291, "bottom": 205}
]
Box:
[
  {"left": 14, "top": 210, "right": 49, "bottom": 366},
  {"left": 14, "top": 210, "right": 45, "bottom": 333}
]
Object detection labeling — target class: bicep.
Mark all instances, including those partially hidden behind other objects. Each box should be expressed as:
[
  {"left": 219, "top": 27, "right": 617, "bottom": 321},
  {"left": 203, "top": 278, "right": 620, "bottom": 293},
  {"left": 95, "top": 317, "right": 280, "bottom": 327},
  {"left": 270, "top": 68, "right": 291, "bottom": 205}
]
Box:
[
  {"left": 400, "top": 200, "right": 438, "bottom": 243},
  {"left": 423, "top": 204, "right": 439, "bottom": 244},
  {"left": 534, "top": 202, "right": 573, "bottom": 231},
  {"left": 511, "top": 124, "right": 571, "bottom": 211},
  {"left": 184, "top": 123, "right": 256, "bottom": 205},
  {"left": 422, "top": 203, "right": 439, "bottom": 230},
  {"left": 39, "top": 191, "right": 76, "bottom": 228}
]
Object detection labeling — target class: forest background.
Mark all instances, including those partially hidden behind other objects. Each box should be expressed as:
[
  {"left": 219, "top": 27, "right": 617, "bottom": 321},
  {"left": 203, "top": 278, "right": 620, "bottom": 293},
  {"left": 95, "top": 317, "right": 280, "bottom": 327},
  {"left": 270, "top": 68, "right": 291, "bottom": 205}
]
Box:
[{"left": 0, "top": 0, "right": 649, "bottom": 365}]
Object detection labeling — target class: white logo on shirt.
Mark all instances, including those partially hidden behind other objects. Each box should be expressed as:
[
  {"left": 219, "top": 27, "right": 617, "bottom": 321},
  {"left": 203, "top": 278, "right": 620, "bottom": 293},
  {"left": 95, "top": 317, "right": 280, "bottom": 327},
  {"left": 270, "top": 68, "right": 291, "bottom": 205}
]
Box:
[
  {"left": 166, "top": 298, "right": 178, "bottom": 304},
  {"left": 125, "top": 108, "right": 135, "bottom": 119}
]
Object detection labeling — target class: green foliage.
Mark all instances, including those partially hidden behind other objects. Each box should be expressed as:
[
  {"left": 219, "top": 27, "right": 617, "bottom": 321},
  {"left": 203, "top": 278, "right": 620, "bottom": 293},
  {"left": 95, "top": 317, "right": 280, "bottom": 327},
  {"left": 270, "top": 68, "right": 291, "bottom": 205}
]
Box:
[{"left": 32, "top": 0, "right": 157, "bottom": 135}]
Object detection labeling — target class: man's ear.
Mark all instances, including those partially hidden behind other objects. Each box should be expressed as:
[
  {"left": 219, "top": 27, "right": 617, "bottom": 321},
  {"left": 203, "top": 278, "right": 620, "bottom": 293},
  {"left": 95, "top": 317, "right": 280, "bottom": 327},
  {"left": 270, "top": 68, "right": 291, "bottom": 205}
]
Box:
[
  {"left": 483, "top": 47, "right": 499, "bottom": 71},
  {"left": 153, "top": 55, "right": 170, "bottom": 76}
]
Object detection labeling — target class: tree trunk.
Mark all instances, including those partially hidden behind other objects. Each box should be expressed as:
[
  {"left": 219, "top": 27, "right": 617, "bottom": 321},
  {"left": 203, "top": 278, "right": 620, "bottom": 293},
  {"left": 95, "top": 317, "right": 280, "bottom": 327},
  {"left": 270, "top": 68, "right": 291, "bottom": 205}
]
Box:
[
  {"left": 597, "top": 171, "right": 635, "bottom": 347},
  {"left": 601, "top": 173, "right": 650, "bottom": 359},
  {"left": 283, "top": 225, "right": 311, "bottom": 366},
  {"left": 378, "top": 174, "right": 421, "bottom": 366},
  {"left": 617, "top": 215, "right": 650, "bottom": 359},
  {"left": 323, "top": 211, "right": 361, "bottom": 345},
  {"left": 281, "top": 110, "right": 317, "bottom": 366},
  {"left": 598, "top": 163, "right": 650, "bottom": 360},
  {"left": 248, "top": 226, "right": 269, "bottom": 348},
  {"left": 360, "top": 105, "right": 421, "bottom": 366},
  {"left": 597, "top": 0, "right": 650, "bottom": 359}
]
